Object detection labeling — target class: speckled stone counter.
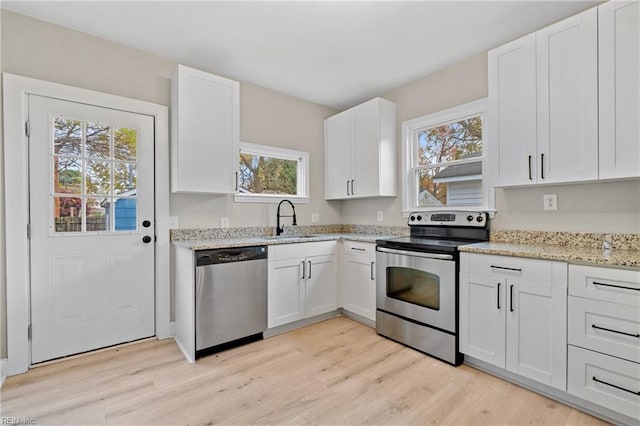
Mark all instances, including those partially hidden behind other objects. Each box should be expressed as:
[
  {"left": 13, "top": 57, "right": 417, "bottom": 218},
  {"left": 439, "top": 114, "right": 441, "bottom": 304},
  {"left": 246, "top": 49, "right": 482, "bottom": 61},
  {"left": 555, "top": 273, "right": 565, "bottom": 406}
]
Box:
[
  {"left": 460, "top": 240, "right": 640, "bottom": 269},
  {"left": 171, "top": 224, "right": 409, "bottom": 251}
]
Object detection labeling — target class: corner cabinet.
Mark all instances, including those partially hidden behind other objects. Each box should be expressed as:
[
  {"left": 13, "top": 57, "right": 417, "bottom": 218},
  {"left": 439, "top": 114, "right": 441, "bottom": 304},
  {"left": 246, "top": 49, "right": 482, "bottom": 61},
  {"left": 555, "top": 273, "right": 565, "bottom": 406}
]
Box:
[
  {"left": 489, "top": 8, "right": 599, "bottom": 186},
  {"left": 267, "top": 241, "right": 337, "bottom": 328},
  {"left": 459, "top": 253, "right": 568, "bottom": 391},
  {"left": 171, "top": 65, "right": 240, "bottom": 194},
  {"left": 343, "top": 241, "right": 376, "bottom": 322},
  {"left": 325, "top": 98, "right": 397, "bottom": 200},
  {"left": 598, "top": 1, "right": 640, "bottom": 179}
]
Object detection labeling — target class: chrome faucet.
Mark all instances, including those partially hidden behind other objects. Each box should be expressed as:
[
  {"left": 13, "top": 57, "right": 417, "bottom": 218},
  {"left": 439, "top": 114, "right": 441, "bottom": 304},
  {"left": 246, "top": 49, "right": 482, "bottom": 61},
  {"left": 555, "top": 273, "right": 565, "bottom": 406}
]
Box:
[{"left": 276, "top": 199, "right": 297, "bottom": 236}]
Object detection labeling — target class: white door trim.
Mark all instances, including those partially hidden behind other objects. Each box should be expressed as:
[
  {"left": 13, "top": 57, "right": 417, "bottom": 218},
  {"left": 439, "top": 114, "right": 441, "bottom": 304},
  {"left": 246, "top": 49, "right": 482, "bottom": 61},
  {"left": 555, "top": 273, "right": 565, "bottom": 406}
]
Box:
[{"left": 3, "top": 72, "right": 171, "bottom": 376}]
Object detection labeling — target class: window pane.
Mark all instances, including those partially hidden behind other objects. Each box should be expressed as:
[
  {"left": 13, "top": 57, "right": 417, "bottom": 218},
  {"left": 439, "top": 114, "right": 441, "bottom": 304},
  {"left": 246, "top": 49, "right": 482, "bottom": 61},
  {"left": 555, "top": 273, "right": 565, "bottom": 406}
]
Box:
[
  {"left": 418, "top": 161, "right": 483, "bottom": 207},
  {"left": 86, "top": 160, "right": 111, "bottom": 195},
  {"left": 113, "top": 197, "right": 137, "bottom": 231},
  {"left": 417, "top": 116, "right": 482, "bottom": 166},
  {"left": 86, "top": 123, "right": 110, "bottom": 159},
  {"left": 86, "top": 197, "right": 110, "bottom": 231},
  {"left": 54, "top": 157, "right": 82, "bottom": 195},
  {"left": 53, "top": 118, "right": 82, "bottom": 156},
  {"left": 113, "top": 127, "right": 137, "bottom": 161},
  {"left": 239, "top": 154, "right": 297, "bottom": 195},
  {"left": 53, "top": 196, "right": 82, "bottom": 233},
  {"left": 114, "top": 163, "right": 137, "bottom": 195}
]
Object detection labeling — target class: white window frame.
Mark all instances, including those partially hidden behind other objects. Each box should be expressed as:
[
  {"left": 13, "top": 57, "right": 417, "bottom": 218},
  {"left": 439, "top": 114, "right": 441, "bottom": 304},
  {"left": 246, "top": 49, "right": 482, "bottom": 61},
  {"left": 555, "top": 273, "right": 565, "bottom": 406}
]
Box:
[
  {"left": 401, "top": 98, "right": 494, "bottom": 216},
  {"left": 234, "top": 142, "right": 310, "bottom": 203}
]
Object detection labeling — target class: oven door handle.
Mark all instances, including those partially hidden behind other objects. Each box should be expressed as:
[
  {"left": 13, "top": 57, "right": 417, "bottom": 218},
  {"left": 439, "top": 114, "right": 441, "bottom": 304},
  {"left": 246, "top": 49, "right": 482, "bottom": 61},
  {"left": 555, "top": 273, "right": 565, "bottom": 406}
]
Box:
[{"left": 376, "top": 247, "right": 454, "bottom": 261}]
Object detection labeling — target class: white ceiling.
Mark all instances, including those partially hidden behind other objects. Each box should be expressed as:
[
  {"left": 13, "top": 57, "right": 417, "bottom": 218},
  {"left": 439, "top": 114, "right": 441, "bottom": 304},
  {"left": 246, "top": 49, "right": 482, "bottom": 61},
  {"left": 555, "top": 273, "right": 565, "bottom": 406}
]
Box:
[{"left": 2, "top": 1, "right": 601, "bottom": 110}]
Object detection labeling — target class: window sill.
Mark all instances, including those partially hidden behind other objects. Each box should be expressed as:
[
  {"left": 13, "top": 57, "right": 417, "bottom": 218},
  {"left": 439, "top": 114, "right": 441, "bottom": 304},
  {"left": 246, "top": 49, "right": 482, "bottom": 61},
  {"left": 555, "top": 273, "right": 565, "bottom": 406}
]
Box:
[{"left": 234, "top": 194, "right": 310, "bottom": 204}]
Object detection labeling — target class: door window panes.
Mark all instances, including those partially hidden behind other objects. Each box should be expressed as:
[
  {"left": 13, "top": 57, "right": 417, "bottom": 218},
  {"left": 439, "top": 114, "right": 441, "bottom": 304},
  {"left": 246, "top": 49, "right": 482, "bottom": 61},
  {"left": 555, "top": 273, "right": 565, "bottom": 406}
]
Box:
[
  {"left": 386, "top": 267, "right": 440, "bottom": 310},
  {"left": 51, "top": 117, "right": 138, "bottom": 233}
]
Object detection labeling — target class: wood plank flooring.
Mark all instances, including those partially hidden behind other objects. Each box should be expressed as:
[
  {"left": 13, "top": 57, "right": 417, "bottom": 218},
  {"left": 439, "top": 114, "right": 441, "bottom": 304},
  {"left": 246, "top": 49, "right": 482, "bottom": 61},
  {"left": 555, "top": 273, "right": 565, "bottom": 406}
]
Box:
[{"left": 1, "top": 317, "right": 608, "bottom": 425}]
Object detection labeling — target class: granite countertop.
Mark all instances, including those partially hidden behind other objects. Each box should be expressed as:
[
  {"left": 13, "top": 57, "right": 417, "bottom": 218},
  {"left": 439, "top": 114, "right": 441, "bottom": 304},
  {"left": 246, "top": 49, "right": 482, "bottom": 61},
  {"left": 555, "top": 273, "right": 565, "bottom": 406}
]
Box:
[
  {"left": 172, "top": 233, "right": 391, "bottom": 250},
  {"left": 459, "top": 242, "right": 640, "bottom": 269}
]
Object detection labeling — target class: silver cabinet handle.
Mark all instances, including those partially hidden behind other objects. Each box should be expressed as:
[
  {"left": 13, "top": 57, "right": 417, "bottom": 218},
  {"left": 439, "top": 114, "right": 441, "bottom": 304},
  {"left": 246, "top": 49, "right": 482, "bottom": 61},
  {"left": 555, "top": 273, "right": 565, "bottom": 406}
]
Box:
[
  {"left": 351, "top": 180, "right": 355, "bottom": 195},
  {"left": 370, "top": 262, "right": 374, "bottom": 280},
  {"left": 307, "top": 260, "right": 312, "bottom": 279},
  {"left": 497, "top": 283, "right": 501, "bottom": 309},
  {"left": 540, "top": 153, "right": 545, "bottom": 179},
  {"left": 235, "top": 171, "right": 239, "bottom": 191},
  {"left": 528, "top": 156, "right": 532, "bottom": 180},
  {"left": 510, "top": 285, "right": 515, "bottom": 312},
  {"left": 301, "top": 261, "right": 305, "bottom": 280}
]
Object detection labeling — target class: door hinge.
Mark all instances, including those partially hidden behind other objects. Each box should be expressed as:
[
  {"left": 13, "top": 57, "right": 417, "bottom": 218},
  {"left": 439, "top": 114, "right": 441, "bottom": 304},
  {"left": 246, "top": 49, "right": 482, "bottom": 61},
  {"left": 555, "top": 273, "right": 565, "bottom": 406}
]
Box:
[
  {"left": 27, "top": 223, "right": 31, "bottom": 240},
  {"left": 25, "top": 121, "right": 31, "bottom": 138},
  {"left": 28, "top": 324, "right": 32, "bottom": 340}
]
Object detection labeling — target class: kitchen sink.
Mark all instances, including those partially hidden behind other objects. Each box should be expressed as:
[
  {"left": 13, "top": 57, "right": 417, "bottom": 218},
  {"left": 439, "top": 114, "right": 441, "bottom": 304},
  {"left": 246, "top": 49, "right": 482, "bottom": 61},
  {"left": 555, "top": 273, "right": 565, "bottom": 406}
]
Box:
[{"left": 261, "top": 235, "right": 319, "bottom": 240}]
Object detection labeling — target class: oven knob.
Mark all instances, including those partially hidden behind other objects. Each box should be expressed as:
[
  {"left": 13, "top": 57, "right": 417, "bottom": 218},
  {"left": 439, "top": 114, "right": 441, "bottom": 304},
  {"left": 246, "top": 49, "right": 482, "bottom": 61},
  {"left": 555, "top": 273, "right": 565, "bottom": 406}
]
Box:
[
  {"left": 410, "top": 215, "right": 415, "bottom": 221},
  {"left": 466, "top": 215, "right": 474, "bottom": 222},
  {"left": 416, "top": 215, "right": 422, "bottom": 221},
  {"left": 476, "top": 215, "right": 484, "bottom": 222}
]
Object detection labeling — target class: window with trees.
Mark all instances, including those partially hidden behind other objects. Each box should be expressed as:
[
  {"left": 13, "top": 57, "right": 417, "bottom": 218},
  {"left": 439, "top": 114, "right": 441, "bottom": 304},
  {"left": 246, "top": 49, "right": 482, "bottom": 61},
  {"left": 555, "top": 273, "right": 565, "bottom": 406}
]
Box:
[
  {"left": 235, "top": 142, "right": 309, "bottom": 203},
  {"left": 52, "top": 117, "right": 138, "bottom": 233},
  {"left": 402, "top": 99, "right": 488, "bottom": 212}
]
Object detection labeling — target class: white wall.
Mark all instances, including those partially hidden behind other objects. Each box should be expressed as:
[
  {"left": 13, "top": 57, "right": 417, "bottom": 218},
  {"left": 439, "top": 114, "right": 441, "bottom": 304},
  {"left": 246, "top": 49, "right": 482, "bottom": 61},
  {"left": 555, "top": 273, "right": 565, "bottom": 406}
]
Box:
[
  {"left": 341, "top": 52, "right": 640, "bottom": 234},
  {"left": 0, "top": 10, "right": 339, "bottom": 358}
]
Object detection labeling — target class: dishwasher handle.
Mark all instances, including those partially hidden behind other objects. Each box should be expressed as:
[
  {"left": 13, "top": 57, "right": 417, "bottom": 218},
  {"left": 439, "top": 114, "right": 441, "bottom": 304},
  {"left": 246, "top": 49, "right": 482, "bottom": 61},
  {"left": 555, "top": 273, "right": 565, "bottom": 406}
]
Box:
[{"left": 196, "top": 246, "right": 268, "bottom": 266}]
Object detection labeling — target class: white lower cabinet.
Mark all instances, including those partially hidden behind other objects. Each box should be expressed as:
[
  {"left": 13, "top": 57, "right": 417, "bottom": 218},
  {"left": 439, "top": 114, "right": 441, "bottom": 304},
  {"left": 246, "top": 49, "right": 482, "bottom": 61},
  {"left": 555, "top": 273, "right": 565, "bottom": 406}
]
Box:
[
  {"left": 268, "top": 241, "right": 337, "bottom": 328},
  {"left": 343, "top": 242, "right": 376, "bottom": 321},
  {"left": 460, "top": 253, "right": 567, "bottom": 391}
]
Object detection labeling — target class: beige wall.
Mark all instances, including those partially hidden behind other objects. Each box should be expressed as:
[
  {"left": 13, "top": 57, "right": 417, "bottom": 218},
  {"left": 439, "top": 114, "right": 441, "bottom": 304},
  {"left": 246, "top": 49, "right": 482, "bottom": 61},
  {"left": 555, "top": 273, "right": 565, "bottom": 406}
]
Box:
[
  {"left": 341, "top": 52, "right": 640, "bottom": 234},
  {"left": 0, "top": 10, "right": 338, "bottom": 359}
]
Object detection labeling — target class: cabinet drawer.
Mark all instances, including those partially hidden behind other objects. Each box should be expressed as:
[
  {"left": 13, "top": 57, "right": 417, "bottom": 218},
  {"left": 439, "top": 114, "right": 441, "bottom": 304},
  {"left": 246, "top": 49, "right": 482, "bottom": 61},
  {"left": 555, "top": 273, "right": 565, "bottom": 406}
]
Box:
[
  {"left": 569, "top": 264, "right": 640, "bottom": 306},
  {"left": 344, "top": 241, "right": 375, "bottom": 259},
  {"left": 270, "top": 241, "right": 337, "bottom": 261},
  {"left": 466, "top": 253, "right": 553, "bottom": 283},
  {"left": 568, "top": 345, "right": 640, "bottom": 420},
  {"left": 569, "top": 297, "right": 640, "bottom": 362}
]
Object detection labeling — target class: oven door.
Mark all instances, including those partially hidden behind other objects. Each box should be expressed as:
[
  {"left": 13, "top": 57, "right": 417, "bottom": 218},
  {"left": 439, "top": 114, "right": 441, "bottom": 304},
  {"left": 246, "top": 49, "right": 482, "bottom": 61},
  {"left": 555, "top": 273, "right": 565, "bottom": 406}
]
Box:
[{"left": 376, "top": 246, "right": 456, "bottom": 333}]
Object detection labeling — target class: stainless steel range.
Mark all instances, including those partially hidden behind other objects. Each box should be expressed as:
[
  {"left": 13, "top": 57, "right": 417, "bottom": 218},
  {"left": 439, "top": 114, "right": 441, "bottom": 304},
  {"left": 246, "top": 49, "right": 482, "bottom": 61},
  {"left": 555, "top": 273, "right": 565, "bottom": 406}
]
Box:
[{"left": 376, "top": 211, "right": 489, "bottom": 365}]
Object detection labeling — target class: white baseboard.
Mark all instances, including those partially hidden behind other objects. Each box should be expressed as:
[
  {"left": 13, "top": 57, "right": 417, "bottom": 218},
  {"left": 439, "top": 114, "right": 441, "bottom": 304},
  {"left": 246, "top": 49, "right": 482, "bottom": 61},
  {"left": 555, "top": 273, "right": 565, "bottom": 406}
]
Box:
[{"left": 1, "top": 358, "right": 8, "bottom": 387}]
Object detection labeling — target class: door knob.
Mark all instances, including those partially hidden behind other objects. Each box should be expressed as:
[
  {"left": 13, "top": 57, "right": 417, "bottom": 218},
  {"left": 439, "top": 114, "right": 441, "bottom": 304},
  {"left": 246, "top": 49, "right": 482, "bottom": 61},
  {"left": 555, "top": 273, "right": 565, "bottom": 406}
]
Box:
[{"left": 142, "top": 236, "right": 152, "bottom": 244}]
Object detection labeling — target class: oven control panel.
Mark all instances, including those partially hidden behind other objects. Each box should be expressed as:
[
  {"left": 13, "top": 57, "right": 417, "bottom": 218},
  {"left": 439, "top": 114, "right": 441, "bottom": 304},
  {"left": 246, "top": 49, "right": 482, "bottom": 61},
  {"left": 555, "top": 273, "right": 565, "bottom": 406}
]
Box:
[{"left": 408, "top": 211, "right": 487, "bottom": 227}]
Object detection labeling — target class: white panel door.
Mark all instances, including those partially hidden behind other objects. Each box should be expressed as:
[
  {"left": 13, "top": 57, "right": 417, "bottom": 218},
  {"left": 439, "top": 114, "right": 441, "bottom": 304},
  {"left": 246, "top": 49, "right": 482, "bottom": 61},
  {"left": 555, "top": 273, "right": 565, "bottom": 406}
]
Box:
[
  {"left": 599, "top": 1, "right": 640, "bottom": 179},
  {"left": 488, "top": 33, "right": 538, "bottom": 186},
  {"left": 344, "top": 256, "right": 376, "bottom": 321},
  {"left": 353, "top": 98, "right": 380, "bottom": 197},
  {"left": 29, "top": 95, "right": 155, "bottom": 363},
  {"left": 324, "top": 110, "right": 353, "bottom": 199},
  {"left": 267, "top": 258, "right": 306, "bottom": 328},
  {"left": 459, "top": 273, "right": 506, "bottom": 368},
  {"left": 536, "top": 8, "right": 598, "bottom": 183},
  {"left": 305, "top": 255, "right": 337, "bottom": 317}
]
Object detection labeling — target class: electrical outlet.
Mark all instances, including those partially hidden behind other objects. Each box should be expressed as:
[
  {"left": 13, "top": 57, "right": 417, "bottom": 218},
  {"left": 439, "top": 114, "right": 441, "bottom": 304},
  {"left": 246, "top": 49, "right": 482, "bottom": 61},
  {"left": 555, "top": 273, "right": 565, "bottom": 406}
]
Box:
[
  {"left": 221, "top": 217, "right": 230, "bottom": 228},
  {"left": 543, "top": 194, "right": 558, "bottom": 211},
  {"left": 168, "top": 216, "right": 179, "bottom": 229},
  {"left": 377, "top": 211, "right": 384, "bottom": 221},
  {"left": 312, "top": 213, "right": 320, "bottom": 223}
]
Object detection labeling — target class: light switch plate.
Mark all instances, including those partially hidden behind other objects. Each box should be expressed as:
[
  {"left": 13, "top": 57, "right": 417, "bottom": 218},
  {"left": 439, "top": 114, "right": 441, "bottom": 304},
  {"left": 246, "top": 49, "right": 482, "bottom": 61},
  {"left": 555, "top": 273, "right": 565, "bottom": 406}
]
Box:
[
  {"left": 377, "top": 211, "right": 384, "bottom": 221},
  {"left": 543, "top": 194, "right": 558, "bottom": 211},
  {"left": 312, "top": 213, "right": 320, "bottom": 223},
  {"left": 221, "top": 217, "right": 230, "bottom": 228}
]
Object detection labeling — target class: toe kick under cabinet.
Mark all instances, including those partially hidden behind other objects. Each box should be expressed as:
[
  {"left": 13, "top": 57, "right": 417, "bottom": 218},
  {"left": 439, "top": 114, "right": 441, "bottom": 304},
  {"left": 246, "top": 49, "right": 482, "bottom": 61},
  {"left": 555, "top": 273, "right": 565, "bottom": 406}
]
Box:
[{"left": 567, "top": 264, "right": 640, "bottom": 421}]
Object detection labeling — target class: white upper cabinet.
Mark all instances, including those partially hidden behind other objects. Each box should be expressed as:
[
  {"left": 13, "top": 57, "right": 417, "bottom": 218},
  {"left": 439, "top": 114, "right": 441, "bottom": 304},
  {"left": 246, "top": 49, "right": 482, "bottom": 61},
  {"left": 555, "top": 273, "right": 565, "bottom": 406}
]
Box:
[
  {"left": 325, "top": 97, "right": 397, "bottom": 200},
  {"left": 598, "top": 1, "right": 640, "bottom": 179},
  {"left": 536, "top": 8, "right": 598, "bottom": 184},
  {"left": 490, "top": 7, "right": 607, "bottom": 186},
  {"left": 171, "top": 65, "right": 239, "bottom": 194}
]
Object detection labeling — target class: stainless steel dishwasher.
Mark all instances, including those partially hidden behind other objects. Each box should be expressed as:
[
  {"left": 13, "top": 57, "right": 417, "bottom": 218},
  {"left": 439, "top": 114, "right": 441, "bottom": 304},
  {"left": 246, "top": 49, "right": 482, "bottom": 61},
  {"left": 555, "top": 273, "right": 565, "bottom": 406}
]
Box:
[{"left": 195, "top": 245, "right": 268, "bottom": 357}]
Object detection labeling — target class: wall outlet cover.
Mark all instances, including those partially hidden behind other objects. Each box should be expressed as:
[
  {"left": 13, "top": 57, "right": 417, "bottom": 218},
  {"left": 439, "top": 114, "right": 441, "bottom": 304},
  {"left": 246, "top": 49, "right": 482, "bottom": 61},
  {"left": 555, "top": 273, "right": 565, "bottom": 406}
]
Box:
[
  {"left": 168, "top": 216, "right": 179, "bottom": 229},
  {"left": 311, "top": 213, "right": 320, "bottom": 223},
  {"left": 221, "top": 217, "right": 230, "bottom": 228},
  {"left": 377, "top": 211, "right": 384, "bottom": 221},
  {"left": 543, "top": 194, "right": 558, "bottom": 211}
]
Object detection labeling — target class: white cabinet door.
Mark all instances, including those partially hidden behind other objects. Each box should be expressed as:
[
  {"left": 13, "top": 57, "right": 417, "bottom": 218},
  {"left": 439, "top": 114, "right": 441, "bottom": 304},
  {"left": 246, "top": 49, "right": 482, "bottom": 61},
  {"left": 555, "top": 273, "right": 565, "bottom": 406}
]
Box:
[
  {"left": 268, "top": 258, "right": 306, "bottom": 328},
  {"left": 488, "top": 34, "right": 538, "bottom": 186},
  {"left": 324, "top": 110, "right": 353, "bottom": 199},
  {"left": 305, "top": 254, "right": 337, "bottom": 317},
  {"left": 344, "top": 256, "right": 376, "bottom": 321},
  {"left": 353, "top": 99, "right": 381, "bottom": 198},
  {"left": 459, "top": 273, "right": 506, "bottom": 368},
  {"left": 171, "top": 65, "right": 239, "bottom": 194},
  {"left": 536, "top": 8, "right": 598, "bottom": 184},
  {"left": 599, "top": 1, "right": 640, "bottom": 179},
  {"left": 506, "top": 271, "right": 567, "bottom": 391}
]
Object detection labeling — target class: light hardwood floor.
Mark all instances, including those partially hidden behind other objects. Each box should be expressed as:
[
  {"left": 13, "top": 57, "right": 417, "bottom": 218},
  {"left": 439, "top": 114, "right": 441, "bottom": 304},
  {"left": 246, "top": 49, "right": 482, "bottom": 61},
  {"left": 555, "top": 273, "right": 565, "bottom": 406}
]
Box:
[{"left": 1, "top": 317, "right": 608, "bottom": 425}]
